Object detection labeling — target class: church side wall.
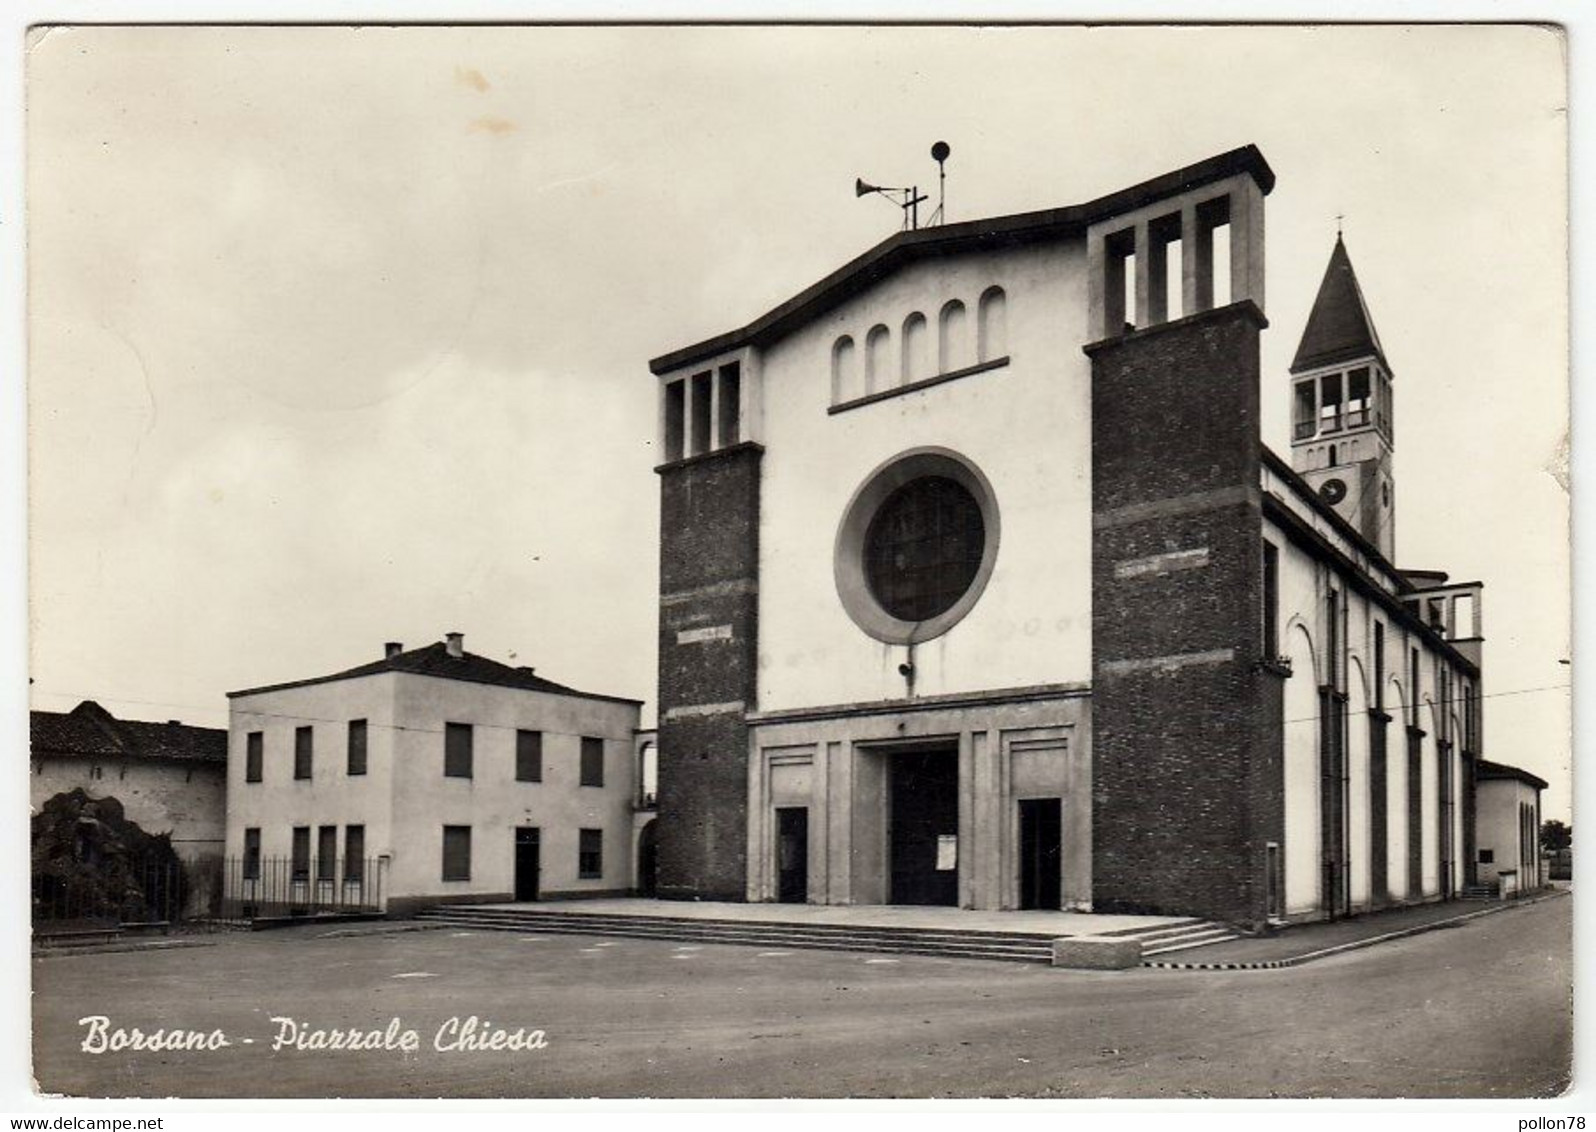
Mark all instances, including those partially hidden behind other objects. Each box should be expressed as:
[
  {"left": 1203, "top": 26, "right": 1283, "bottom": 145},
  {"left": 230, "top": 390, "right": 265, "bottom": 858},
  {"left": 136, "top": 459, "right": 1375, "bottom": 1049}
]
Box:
[{"left": 1266, "top": 502, "right": 1475, "bottom": 920}]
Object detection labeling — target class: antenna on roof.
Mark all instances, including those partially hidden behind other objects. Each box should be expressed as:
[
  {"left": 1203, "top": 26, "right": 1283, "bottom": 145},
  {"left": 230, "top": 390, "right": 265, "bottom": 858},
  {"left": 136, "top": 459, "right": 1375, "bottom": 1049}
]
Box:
[
  {"left": 929, "top": 141, "right": 951, "bottom": 226},
  {"left": 855, "top": 141, "right": 948, "bottom": 232}
]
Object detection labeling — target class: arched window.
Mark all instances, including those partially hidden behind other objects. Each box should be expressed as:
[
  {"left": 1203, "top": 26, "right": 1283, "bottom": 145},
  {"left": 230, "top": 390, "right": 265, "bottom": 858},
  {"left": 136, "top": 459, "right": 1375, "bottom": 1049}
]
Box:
[
  {"left": 865, "top": 324, "right": 891, "bottom": 395},
  {"left": 831, "top": 335, "right": 856, "bottom": 404},
  {"left": 901, "top": 312, "right": 929, "bottom": 385},
  {"left": 977, "top": 286, "right": 1007, "bottom": 361},
  {"left": 938, "top": 300, "right": 969, "bottom": 373}
]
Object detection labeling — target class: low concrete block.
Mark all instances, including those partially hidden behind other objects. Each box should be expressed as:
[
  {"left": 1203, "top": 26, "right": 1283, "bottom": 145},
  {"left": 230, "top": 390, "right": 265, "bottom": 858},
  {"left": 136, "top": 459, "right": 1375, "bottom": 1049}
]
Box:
[{"left": 1051, "top": 936, "right": 1142, "bottom": 969}]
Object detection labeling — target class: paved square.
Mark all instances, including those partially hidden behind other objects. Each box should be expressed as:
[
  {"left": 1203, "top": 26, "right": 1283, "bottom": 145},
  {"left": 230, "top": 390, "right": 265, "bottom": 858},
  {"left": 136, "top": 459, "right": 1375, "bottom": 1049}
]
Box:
[{"left": 32, "top": 896, "right": 1571, "bottom": 1099}]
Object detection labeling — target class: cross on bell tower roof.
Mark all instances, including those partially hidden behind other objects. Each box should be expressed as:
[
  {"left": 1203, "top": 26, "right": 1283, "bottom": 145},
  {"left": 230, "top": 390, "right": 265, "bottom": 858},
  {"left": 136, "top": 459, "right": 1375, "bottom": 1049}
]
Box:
[{"left": 1290, "top": 233, "right": 1390, "bottom": 374}]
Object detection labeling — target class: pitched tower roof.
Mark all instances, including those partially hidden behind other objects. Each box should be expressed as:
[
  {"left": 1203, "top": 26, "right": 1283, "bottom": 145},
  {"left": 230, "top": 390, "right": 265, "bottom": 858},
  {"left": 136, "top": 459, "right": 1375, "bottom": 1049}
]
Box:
[{"left": 1290, "top": 234, "right": 1390, "bottom": 373}]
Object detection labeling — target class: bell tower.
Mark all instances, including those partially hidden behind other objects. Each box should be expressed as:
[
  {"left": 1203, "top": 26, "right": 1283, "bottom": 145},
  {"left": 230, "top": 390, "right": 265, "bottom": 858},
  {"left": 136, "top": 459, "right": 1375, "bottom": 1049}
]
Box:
[{"left": 1288, "top": 234, "right": 1396, "bottom": 558}]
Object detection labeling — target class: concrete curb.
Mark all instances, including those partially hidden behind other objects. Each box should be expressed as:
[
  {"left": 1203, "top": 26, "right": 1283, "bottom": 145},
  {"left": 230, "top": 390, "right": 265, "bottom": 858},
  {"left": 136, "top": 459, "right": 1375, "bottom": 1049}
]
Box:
[
  {"left": 32, "top": 938, "right": 218, "bottom": 959},
  {"left": 1141, "top": 889, "right": 1569, "bottom": 971}
]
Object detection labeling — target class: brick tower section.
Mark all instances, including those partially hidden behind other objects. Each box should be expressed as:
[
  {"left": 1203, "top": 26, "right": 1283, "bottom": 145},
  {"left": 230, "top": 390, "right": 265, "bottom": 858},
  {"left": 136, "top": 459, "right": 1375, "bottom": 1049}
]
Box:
[
  {"left": 1087, "top": 301, "right": 1283, "bottom": 928},
  {"left": 655, "top": 442, "right": 762, "bottom": 901}
]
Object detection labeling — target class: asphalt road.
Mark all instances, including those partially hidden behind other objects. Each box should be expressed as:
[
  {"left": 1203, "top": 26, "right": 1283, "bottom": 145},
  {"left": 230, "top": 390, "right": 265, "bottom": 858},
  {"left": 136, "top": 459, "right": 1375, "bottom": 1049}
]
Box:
[{"left": 32, "top": 893, "right": 1571, "bottom": 1099}]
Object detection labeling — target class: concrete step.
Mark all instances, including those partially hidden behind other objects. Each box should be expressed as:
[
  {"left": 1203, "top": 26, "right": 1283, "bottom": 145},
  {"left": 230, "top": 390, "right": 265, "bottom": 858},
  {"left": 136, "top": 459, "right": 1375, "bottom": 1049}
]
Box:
[
  {"left": 413, "top": 907, "right": 1059, "bottom": 962},
  {"left": 414, "top": 906, "right": 1059, "bottom": 945},
  {"left": 1110, "top": 920, "right": 1226, "bottom": 944},
  {"left": 1139, "top": 928, "right": 1242, "bottom": 956},
  {"left": 416, "top": 910, "right": 1057, "bottom": 951},
  {"left": 1091, "top": 917, "right": 1207, "bottom": 939},
  {"left": 415, "top": 907, "right": 1057, "bottom": 946}
]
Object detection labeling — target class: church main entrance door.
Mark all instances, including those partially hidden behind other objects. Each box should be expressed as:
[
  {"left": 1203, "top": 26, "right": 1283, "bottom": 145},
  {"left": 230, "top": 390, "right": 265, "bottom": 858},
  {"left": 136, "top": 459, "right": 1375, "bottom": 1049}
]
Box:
[{"left": 888, "top": 747, "right": 959, "bottom": 906}]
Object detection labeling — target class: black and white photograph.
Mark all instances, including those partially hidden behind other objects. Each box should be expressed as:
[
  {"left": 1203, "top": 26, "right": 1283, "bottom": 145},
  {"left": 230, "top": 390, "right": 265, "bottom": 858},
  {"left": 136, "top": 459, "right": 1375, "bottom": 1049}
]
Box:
[{"left": 9, "top": 14, "right": 1579, "bottom": 1114}]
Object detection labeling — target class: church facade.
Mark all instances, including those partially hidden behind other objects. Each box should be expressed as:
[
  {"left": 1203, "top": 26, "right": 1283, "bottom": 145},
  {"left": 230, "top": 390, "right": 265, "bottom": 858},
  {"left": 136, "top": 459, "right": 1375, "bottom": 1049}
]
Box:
[{"left": 648, "top": 144, "right": 1497, "bottom": 929}]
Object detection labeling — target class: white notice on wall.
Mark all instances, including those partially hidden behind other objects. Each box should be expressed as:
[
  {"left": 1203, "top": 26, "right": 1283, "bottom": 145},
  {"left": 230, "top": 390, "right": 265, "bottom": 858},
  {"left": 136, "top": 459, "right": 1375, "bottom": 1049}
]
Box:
[{"left": 936, "top": 834, "right": 957, "bottom": 871}]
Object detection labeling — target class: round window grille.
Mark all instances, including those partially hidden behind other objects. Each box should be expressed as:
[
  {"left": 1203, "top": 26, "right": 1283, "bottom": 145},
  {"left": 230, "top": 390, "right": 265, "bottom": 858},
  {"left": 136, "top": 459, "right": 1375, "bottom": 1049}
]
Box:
[
  {"left": 863, "top": 476, "right": 986, "bottom": 622},
  {"left": 834, "top": 449, "right": 1000, "bottom": 644}
]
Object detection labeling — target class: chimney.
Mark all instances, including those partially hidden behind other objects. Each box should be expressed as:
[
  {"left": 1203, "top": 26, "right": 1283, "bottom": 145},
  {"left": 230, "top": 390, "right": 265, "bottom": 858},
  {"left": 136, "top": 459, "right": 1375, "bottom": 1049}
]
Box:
[
  {"left": 385, "top": 641, "right": 403, "bottom": 659},
  {"left": 445, "top": 632, "right": 464, "bottom": 658}
]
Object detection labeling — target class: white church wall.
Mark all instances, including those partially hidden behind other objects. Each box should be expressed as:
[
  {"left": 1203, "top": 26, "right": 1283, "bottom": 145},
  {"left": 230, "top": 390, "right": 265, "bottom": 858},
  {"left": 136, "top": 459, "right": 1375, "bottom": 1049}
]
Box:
[
  {"left": 756, "top": 241, "right": 1094, "bottom": 712},
  {"left": 1347, "top": 655, "right": 1372, "bottom": 909},
  {"left": 1385, "top": 673, "right": 1410, "bottom": 901},
  {"left": 1283, "top": 622, "right": 1321, "bottom": 915},
  {"left": 1420, "top": 706, "right": 1440, "bottom": 897}
]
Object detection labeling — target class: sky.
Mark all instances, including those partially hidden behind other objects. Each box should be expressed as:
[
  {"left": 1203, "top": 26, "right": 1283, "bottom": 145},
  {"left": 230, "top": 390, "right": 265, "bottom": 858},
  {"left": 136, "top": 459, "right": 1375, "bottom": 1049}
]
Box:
[{"left": 24, "top": 24, "right": 1570, "bottom": 817}]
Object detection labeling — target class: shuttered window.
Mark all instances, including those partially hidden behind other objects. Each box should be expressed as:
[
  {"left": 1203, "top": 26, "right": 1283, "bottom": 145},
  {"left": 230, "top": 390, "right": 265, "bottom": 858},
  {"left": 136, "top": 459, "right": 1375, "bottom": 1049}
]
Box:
[
  {"left": 344, "top": 825, "right": 365, "bottom": 882},
  {"left": 516, "top": 730, "right": 543, "bottom": 782},
  {"left": 442, "top": 825, "right": 471, "bottom": 882},
  {"left": 347, "top": 719, "right": 368, "bottom": 776},
  {"left": 291, "top": 826, "right": 311, "bottom": 880},
  {"left": 316, "top": 825, "right": 337, "bottom": 881},
  {"left": 245, "top": 731, "right": 263, "bottom": 783},
  {"left": 293, "top": 726, "right": 313, "bottom": 780},
  {"left": 445, "top": 723, "right": 473, "bottom": 778},
  {"left": 580, "top": 737, "right": 605, "bottom": 788},
  {"left": 243, "top": 828, "right": 261, "bottom": 880},
  {"left": 578, "top": 828, "right": 603, "bottom": 879}
]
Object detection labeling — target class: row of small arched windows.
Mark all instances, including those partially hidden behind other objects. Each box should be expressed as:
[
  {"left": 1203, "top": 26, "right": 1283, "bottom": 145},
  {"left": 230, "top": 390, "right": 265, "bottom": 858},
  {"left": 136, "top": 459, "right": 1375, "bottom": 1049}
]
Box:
[{"left": 832, "top": 287, "right": 1008, "bottom": 405}]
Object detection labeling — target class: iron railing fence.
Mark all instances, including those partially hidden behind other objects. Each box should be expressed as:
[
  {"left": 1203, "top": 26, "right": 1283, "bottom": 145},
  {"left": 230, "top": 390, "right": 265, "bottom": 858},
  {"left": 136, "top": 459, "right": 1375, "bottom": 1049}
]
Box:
[
  {"left": 32, "top": 853, "right": 223, "bottom": 927},
  {"left": 219, "top": 856, "right": 387, "bottom": 920}
]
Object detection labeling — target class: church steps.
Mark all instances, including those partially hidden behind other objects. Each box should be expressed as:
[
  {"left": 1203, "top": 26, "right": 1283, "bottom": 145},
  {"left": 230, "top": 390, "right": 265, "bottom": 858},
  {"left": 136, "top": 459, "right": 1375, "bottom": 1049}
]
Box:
[
  {"left": 1137, "top": 926, "right": 1242, "bottom": 956},
  {"left": 414, "top": 906, "right": 1059, "bottom": 945},
  {"left": 412, "top": 906, "right": 1058, "bottom": 961}
]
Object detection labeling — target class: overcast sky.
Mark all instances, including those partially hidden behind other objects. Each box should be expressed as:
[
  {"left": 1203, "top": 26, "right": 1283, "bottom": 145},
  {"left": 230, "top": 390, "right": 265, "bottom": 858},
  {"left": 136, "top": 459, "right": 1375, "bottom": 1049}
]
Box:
[{"left": 25, "top": 24, "right": 1569, "bottom": 815}]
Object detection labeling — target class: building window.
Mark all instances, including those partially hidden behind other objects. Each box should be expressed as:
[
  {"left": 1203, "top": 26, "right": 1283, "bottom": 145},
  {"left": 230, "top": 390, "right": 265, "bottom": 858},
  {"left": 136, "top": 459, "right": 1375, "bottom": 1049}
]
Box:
[
  {"left": 444, "top": 722, "right": 473, "bottom": 778},
  {"left": 578, "top": 828, "right": 603, "bottom": 879},
  {"left": 347, "top": 719, "right": 368, "bottom": 776},
  {"left": 344, "top": 825, "right": 365, "bottom": 882},
  {"left": 977, "top": 286, "right": 1007, "bottom": 362},
  {"left": 316, "top": 825, "right": 337, "bottom": 882},
  {"left": 243, "top": 828, "right": 261, "bottom": 880},
  {"left": 835, "top": 449, "right": 1000, "bottom": 645},
  {"left": 1319, "top": 371, "right": 1344, "bottom": 433},
  {"left": 663, "top": 378, "right": 685, "bottom": 462},
  {"left": 864, "top": 324, "right": 891, "bottom": 395},
  {"left": 1479, "top": 849, "right": 1495, "bottom": 865},
  {"left": 245, "top": 731, "right": 263, "bottom": 783},
  {"left": 291, "top": 826, "right": 311, "bottom": 881},
  {"left": 442, "top": 825, "right": 471, "bottom": 882},
  {"left": 293, "top": 726, "right": 313, "bottom": 780},
  {"left": 717, "top": 362, "right": 741, "bottom": 448},
  {"left": 1262, "top": 542, "right": 1279, "bottom": 659},
  {"left": 1347, "top": 367, "right": 1372, "bottom": 427},
  {"left": 1410, "top": 647, "right": 1420, "bottom": 726},
  {"left": 516, "top": 730, "right": 544, "bottom": 782},
  {"left": 1326, "top": 589, "right": 1340, "bottom": 689},
  {"left": 865, "top": 476, "right": 986, "bottom": 623},
  {"left": 1374, "top": 621, "right": 1386, "bottom": 711},
  {"left": 689, "top": 370, "right": 712, "bottom": 457},
  {"left": 580, "top": 737, "right": 605, "bottom": 787},
  {"left": 938, "top": 299, "right": 969, "bottom": 373},
  {"left": 831, "top": 335, "right": 857, "bottom": 405},
  {"left": 901, "top": 312, "right": 929, "bottom": 384}
]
